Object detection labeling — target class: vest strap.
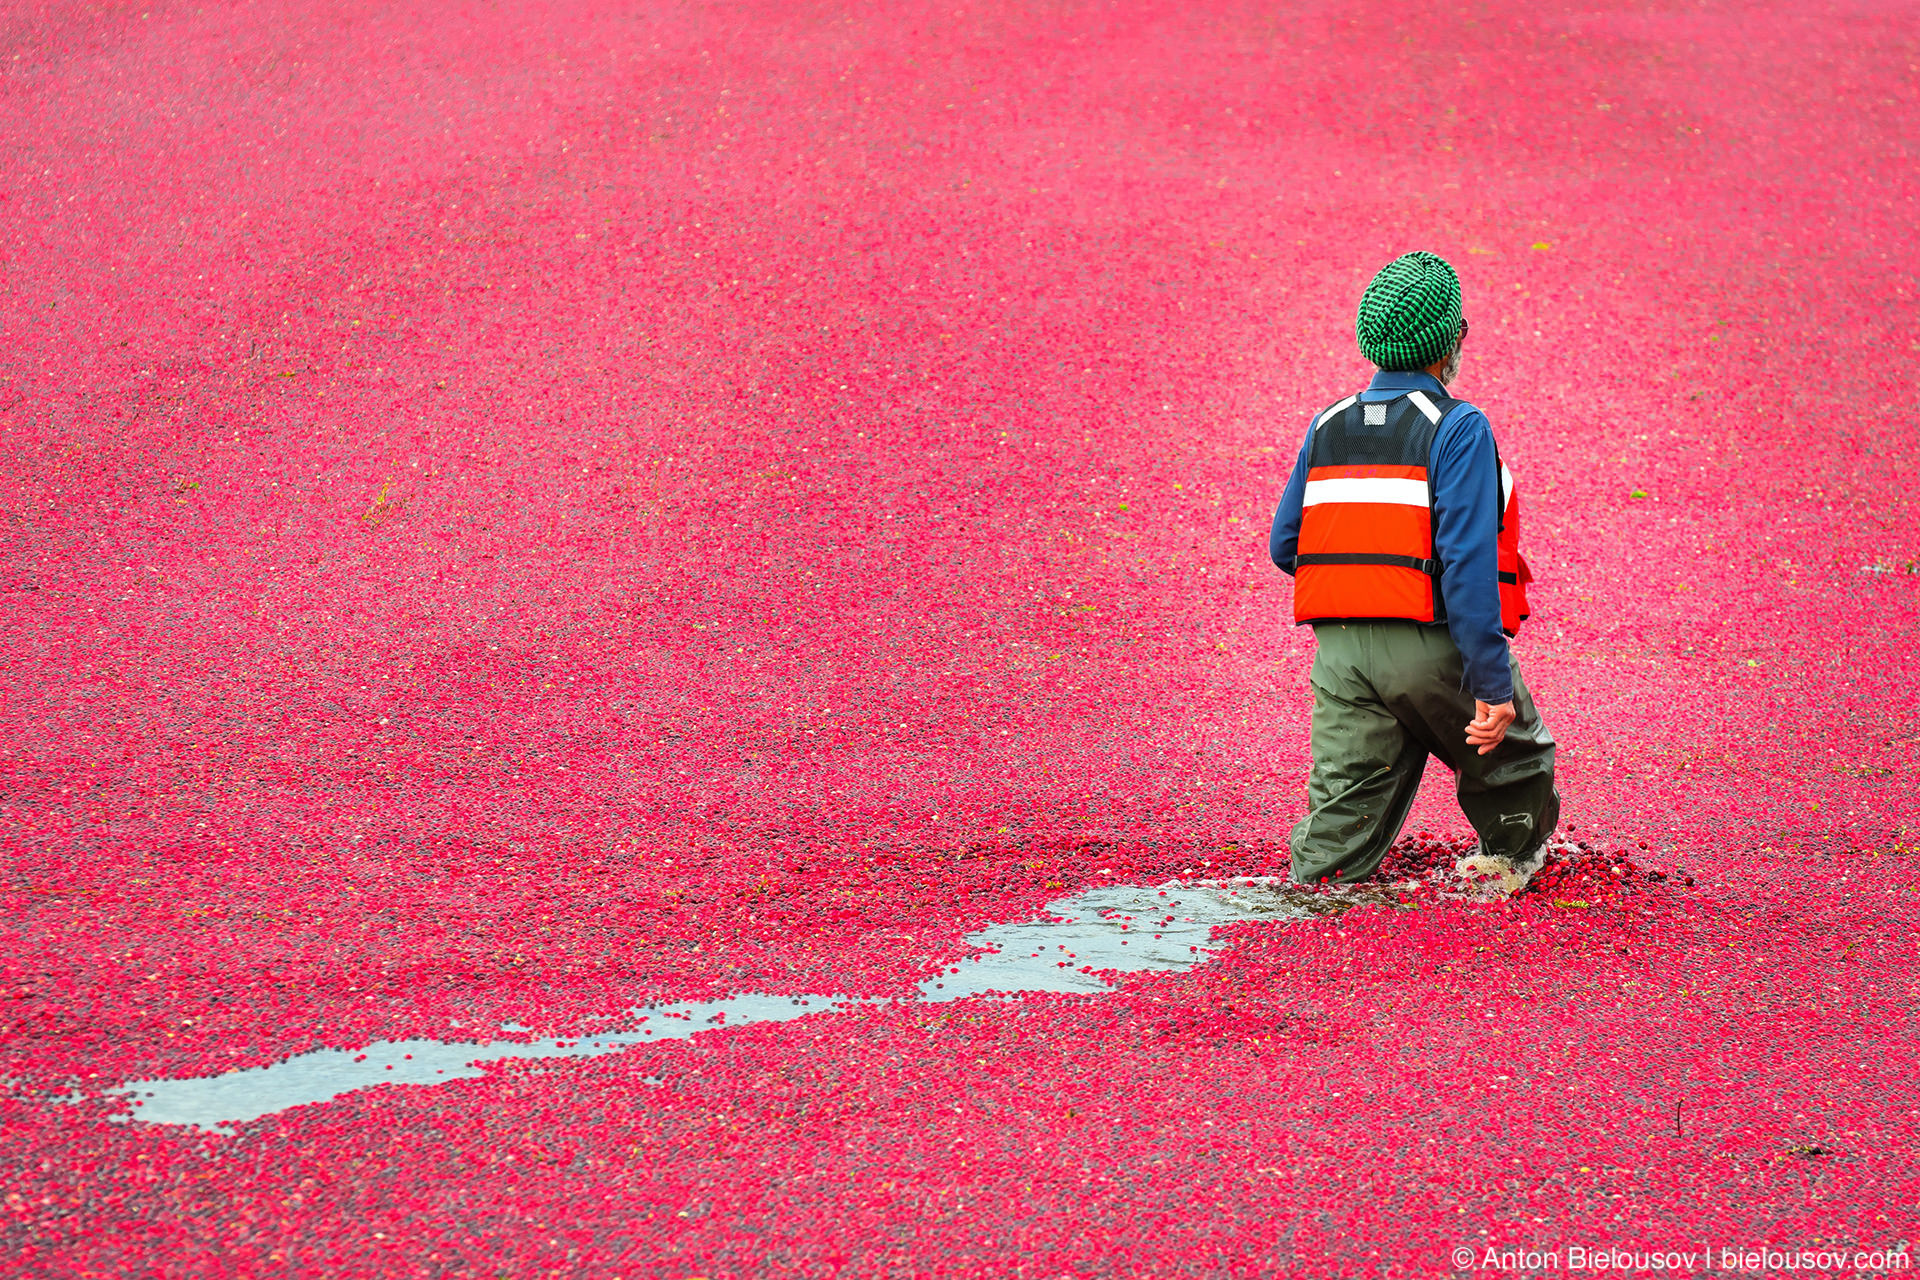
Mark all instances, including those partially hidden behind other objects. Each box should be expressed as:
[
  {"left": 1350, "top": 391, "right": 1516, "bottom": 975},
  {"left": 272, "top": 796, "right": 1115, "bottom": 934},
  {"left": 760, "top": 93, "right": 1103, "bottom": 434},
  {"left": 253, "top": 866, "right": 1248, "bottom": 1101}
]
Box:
[
  {"left": 1406, "top": 390, "right": 1443, "bottom": 424},
  {"left": 1297, "top": 552, "right": 1442, "bottom": 576},
  {"left": 1315, "top": 395, "right": 1358, "bottom": 429}
]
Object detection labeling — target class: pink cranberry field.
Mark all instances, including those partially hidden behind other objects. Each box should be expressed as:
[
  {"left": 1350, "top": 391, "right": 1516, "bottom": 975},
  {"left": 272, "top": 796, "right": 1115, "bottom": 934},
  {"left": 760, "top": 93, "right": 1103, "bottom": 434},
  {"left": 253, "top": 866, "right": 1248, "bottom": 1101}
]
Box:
[{"left": 3, "top": 0, "right": 1917, "bottom": 1275}]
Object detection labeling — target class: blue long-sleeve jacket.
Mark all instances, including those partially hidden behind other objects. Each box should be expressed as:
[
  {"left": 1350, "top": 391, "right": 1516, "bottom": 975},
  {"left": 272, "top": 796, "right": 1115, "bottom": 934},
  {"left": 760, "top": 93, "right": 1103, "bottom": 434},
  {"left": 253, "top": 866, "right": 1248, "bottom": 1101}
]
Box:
[{"left": 1268, "top": 369, "right": 1514, "bottom": 704}]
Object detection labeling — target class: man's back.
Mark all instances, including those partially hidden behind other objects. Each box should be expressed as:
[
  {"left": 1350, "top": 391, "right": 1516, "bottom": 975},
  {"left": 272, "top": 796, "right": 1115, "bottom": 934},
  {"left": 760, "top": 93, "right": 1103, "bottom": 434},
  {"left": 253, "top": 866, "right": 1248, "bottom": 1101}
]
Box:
[{"left": 1270, "top": 368, "right": 1517, "bottom": 706}]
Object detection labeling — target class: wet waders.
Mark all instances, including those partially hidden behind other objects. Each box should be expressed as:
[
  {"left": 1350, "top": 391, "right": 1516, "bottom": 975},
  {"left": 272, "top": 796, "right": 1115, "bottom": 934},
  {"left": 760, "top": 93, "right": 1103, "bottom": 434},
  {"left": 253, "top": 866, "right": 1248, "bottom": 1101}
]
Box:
[{"left": 1289, "top": 620, "right": 1559, "bottom": 885}]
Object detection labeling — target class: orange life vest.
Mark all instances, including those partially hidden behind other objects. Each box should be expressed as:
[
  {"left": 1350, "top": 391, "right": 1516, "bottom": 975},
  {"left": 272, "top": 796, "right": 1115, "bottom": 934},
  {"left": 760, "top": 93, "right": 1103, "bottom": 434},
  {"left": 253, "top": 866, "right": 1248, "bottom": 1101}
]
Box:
[
  {"left": 1293, "top": 389, "right": 1530, "bottom": 636},
  {"left": 1495, "top": 454, "right": 1532, "bottom": 636}
]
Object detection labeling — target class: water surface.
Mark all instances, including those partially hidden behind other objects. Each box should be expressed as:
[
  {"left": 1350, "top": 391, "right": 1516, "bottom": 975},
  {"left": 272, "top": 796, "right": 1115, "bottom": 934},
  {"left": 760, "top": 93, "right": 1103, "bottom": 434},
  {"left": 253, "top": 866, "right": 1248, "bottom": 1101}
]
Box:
[{"left": 108, "top": 878, "right": 1375, "bottom": 1130}]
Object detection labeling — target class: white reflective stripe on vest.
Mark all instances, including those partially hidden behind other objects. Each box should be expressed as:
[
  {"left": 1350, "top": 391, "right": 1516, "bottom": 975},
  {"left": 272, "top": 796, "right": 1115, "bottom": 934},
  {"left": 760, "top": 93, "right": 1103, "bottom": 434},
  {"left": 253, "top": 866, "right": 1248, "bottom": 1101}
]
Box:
[
  {"left": 1500, "top": 462, "right": 1514, "bottom": 507},
  {"left": 1302, "top": 477, "right": 1431, "bottom": 507},
  {"left": 1406, "top": 390, "right": 1442, "bottom": 424},
  {"left": 1315, "top": 395, "right": 1357, "bottom": 429}
]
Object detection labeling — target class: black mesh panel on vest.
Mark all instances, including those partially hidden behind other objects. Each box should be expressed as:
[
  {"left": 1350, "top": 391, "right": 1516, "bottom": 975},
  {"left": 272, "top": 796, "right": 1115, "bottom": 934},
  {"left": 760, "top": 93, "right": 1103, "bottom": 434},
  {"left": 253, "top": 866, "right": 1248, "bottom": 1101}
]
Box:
[{"left": 1308, "top": 393, "right": 1459, "bottom": 468}]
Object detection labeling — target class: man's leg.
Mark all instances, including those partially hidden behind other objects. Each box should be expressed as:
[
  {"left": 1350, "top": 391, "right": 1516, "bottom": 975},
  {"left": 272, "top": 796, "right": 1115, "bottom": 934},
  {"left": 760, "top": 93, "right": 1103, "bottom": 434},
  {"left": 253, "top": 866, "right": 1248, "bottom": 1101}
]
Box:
[
  {"left": 1453, "top": 658, "right": 1559, "bottom": 862},
  {"left": 1372, "top": 624, "right": 1559, "bottom": 864},
  {"left": 1290, "top": 623, "right": 1429, "bottom": 885}
]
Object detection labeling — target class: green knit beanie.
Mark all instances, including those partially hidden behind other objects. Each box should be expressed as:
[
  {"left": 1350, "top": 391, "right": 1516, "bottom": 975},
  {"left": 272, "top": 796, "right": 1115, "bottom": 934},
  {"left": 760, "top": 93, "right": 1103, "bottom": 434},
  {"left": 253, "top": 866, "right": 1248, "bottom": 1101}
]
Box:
[{"left": 1356, "top": 251, "right": 1463, "bottom": 370}]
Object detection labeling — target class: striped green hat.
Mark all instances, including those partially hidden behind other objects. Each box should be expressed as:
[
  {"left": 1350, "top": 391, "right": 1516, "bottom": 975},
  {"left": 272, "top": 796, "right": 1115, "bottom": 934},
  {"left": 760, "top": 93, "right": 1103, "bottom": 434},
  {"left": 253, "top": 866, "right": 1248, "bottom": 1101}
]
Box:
[{"left": 1356, "top": 251, "right": 1463, "bottom": 370}]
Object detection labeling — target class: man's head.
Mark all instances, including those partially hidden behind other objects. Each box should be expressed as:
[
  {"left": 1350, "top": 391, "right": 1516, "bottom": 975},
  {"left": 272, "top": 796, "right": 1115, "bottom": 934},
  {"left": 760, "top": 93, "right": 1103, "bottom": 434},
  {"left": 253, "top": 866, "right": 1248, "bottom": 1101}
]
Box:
[{"left": 1356, "top": 251, "right": 1465, "bottom": 384}]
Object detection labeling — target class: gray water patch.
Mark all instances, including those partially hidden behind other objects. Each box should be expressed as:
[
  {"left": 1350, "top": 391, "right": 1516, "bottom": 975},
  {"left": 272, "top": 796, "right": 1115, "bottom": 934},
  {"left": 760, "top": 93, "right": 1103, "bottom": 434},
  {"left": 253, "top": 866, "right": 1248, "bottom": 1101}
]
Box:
[
  {"left": 112, "top": 992, "right": 848, "bottom": 1131},
  {"left": 919, "top": 876, "right": 1352, "bottom": 1001},
  {"left": 106, "top": 877, "right": 1375, "bottom": 1131}
]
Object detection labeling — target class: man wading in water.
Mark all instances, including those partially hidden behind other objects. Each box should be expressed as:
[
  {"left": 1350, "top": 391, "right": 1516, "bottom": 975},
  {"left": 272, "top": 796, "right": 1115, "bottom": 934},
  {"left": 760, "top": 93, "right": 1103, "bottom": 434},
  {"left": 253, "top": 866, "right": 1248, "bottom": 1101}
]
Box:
[{"left": 1268, "top": 251, "right": 1560, "bottom": 894}]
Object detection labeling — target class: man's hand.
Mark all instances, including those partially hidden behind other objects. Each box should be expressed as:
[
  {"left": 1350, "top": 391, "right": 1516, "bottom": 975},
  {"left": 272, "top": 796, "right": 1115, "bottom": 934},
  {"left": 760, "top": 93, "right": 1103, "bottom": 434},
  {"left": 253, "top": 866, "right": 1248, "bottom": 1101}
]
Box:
[{"left": 1467, "top": 700, "right": 1516, "bottom": 755}]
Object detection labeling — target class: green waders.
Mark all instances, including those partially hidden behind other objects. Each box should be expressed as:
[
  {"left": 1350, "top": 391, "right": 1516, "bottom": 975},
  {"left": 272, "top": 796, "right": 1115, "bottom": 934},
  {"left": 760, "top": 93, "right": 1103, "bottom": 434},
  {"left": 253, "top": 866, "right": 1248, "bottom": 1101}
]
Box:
[{"left": 1290, "top": 620, "right": 1560, "bottom": 885}]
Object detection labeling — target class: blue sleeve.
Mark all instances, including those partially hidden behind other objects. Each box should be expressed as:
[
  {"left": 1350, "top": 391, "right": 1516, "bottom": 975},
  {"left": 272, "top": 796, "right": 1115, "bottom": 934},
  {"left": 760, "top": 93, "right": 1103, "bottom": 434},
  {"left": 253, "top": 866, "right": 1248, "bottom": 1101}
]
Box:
[
  {"left": 1268, "top": 423, "right": 1315, "bottom": 574},
  {"left": 1429, "top": 407, "right": 1514, "bottom": 703}
]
